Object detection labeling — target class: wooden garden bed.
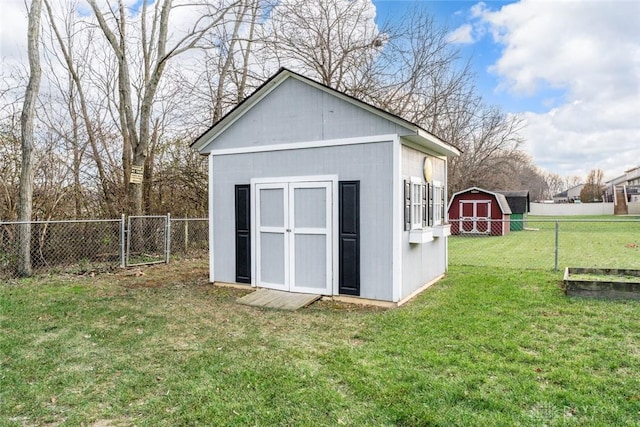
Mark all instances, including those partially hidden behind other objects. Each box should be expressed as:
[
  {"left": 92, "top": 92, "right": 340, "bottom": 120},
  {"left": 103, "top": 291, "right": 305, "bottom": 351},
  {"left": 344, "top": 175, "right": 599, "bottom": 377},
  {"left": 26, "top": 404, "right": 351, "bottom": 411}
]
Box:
[{"left": 564, "top": 267, "right": 640, "bottom": 299}]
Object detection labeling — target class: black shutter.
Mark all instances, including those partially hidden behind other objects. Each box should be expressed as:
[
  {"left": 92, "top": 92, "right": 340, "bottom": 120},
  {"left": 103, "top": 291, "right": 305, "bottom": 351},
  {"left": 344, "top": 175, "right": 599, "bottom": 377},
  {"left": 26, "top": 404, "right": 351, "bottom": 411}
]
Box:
[
  {"left": 404, "top": 180, "right": 411, "bottom": 231},
  {"left": 441, "top": 187, "right": 446, "bottom": 222},
  {"left": 421, "top": 184, "right": 428, "bottom": 228},
  {"left": 235, "top": 185, "right": 251, "bottom": 283},
  {"left": 339, "top": 181, "right": 360, "bottom": 296}
]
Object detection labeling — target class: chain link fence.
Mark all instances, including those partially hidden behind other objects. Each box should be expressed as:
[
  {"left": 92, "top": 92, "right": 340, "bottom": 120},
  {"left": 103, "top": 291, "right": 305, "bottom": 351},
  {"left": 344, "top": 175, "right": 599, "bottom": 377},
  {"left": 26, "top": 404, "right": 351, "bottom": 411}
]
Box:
[
  {"left": 449, "top": 218, "right": 640, "bottom": 271},
  {"left": 0, "top": 216, "right": 208, "bottom": 279},
  {"left": 126, "top": 215, "right": 169, "bottom": 266},
  {"left": 3, "top": 216, "right": 638, "bottom": 279},
  {"left": 170, "top": 218, "right": 209, "bottom": 258}
]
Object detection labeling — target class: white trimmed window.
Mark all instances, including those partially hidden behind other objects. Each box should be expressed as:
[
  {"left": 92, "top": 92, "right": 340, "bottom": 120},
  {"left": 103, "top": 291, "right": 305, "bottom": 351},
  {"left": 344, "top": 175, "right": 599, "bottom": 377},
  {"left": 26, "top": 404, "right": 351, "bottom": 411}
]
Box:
[
  {"left": 432, "top": 181, "right": 444, "bottom": 226},
  {"left": 410, "top": 177, "right": 423, "bottom": 230}
]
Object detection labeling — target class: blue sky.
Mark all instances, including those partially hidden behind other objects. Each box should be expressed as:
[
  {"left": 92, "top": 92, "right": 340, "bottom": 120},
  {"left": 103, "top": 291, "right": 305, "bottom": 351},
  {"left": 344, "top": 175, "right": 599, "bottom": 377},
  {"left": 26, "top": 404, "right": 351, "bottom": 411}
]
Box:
[
  {"left": 372, "top": 0, "right": 640, "bottom": 181},
  {"left": 373, "top": 0, "right": 561, "bottom": 113}
]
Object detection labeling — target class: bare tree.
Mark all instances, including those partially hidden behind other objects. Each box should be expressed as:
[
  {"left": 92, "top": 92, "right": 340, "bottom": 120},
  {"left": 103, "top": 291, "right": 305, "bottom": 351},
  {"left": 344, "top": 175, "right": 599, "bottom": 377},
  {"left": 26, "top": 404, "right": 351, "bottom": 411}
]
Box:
[
  {"left": 580, "top": 169, "right": 605, "bottom": 202},
  {"left": 360, "top": 8, "right": 530, "bottom": 193},
  {"left": 17, "top": 0, "right": 43, "bottom": 276},
  {"left": 492, "top": 153, "right": 550, "bottom": 201},
  {"left": 2, "top": 0, "right": 542, "bottom": 223},
  {"left": 208, "top": 0, "right": 260, "bottom": 121},
  {"left": 358, "top": 8, "right": 475, "bottom": 132},
  {"left": 85, "top": 0, "right": 237, "bottom": 214},
  {"left": 258, "top": 0, "right": 383, "bottom": 90},
  {"left": 42, "top": 0, "right": 118, "bottom": 216},
  {"left": 257, "top": 2, "right": 528, "bottom": 194},
  {"left": 447, "top": 108, "right": 526, "bottom": 193},
  {"left": 31, "top": 131, "right": 74, "bottom": 220},
  {"left": 145, "top": 137, "right": 208, "bottom": 216},
  {"left": 231, "top": 0, "right": 261, "bottom": 102},
  {"left": 184, "top": 0, "right": 263, "bottom": 128},
  {"left": 0, "top": 110, "right": 22, "bottom": 220},
  {"left": 540, "top": 172, "right": 565, "bottom": 200}
]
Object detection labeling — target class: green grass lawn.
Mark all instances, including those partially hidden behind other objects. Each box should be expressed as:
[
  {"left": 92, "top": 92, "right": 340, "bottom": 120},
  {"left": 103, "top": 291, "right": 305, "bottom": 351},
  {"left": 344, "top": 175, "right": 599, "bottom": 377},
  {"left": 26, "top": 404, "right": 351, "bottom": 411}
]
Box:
[
  {"left": 450, "top": 215, "right": 640, "bottom": 270},
  {"left": 3, "top": 261, "right": 640, "bottom": 425}
]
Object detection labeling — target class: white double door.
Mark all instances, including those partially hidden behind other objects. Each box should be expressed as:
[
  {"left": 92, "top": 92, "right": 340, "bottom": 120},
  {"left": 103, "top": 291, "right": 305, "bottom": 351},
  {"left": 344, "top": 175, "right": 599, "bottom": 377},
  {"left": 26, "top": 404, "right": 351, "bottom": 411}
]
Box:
[
  {"left": 254, "top": 180, "right": 333, "bottom": 295},
  {"left": 459, "top": 200, "right": 491, "bottom": 234}
]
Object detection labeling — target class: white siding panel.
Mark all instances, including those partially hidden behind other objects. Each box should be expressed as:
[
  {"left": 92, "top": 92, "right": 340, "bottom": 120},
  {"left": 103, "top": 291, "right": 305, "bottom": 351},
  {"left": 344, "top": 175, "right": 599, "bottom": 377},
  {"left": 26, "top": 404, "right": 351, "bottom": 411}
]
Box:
[
  {"left": 202, "top": 78, "right": 411, "bottom": 152},
  {"left": 211, "top": 141, "right": 394, "bottom": 301},
  {"left": 400, "top": 144, "right": 448, "bottom": 299},
  {"left": 294, "top": 187, "right": 326, "bottom": 228}
]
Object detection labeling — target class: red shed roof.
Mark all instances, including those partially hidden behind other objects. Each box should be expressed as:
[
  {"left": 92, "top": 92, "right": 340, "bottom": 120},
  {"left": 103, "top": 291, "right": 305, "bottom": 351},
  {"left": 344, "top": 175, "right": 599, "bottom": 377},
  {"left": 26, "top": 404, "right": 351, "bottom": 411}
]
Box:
[{"left": 448, "top": 187, "right": 512, "bottom": 214}]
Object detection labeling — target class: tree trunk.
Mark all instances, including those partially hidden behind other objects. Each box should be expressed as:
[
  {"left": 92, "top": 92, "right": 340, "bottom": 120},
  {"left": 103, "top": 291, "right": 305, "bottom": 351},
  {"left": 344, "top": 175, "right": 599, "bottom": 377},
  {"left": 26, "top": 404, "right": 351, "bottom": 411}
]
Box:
[
  {"left": 143, "top": 119, "right": 159, "bottom": 214},
  {"left": 17, "top": 0, "right": 42, "bottom": 277},
  {"left": 43, "top": 0, "right": 116, "bottom": 218},
  {"left": 86, "top": 0, "right": 235, "bottom": 215}
]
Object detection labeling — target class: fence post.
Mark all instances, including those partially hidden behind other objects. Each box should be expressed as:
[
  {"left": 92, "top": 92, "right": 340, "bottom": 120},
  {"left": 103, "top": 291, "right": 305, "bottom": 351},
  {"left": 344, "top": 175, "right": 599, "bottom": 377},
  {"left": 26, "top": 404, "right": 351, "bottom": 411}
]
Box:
[
  {"left": 120, "top": 214, "right": 126, "bottom": 268},
  {"left": 184, "top": 219, "right": 189, "bottom": 255},
  {"left": 554, "top": 220, "right": 559, "bottom": 271},
  {"left": 165, "top": 213, "right": 171, "bottom": 264}
]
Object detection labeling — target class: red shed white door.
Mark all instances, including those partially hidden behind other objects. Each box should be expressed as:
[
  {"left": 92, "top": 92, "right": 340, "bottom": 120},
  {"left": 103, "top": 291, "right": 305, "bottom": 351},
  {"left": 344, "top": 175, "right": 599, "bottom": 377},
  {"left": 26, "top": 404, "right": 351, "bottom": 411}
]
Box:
[{"left": 459, "top": 200, "right": 491, "bottom": 234}]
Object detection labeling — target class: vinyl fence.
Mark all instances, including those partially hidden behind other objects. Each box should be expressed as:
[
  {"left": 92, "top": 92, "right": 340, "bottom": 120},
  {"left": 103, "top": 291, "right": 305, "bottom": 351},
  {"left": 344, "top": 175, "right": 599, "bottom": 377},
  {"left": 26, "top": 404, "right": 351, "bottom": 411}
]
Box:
[
  {"left": 0, "top": 216, "right": 207, "bottom": 279},
  {"left": 449, "top": 218, "right": 640, "bottom": 271}
]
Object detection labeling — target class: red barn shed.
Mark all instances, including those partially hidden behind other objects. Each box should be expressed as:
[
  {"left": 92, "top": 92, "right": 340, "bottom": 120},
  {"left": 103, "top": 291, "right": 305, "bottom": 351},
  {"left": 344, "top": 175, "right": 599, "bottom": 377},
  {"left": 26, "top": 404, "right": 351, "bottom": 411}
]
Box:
[{"left": 448, "top": 187, "right": 512, "bottom": 236}]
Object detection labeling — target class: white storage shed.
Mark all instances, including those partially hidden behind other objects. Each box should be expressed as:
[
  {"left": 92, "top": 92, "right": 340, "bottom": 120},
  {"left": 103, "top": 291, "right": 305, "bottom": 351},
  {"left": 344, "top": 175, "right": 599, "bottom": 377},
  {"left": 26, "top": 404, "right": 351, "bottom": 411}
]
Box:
[{"left": 192, "top": 68, "right": 460, "bottom": 305}]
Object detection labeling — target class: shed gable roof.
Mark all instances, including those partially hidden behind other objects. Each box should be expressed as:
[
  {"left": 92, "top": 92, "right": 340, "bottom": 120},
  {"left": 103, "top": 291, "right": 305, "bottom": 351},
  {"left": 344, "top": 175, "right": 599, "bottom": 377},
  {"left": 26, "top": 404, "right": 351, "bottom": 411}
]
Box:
[
  {"left": 448, "top": 187, "right": 512, "bottom": 215},
  {"left": 191, "top": 68, "right": 460, "bottom": 157},
  {"left": 496, "top": 190, "right": 530, "bottom": 214}
]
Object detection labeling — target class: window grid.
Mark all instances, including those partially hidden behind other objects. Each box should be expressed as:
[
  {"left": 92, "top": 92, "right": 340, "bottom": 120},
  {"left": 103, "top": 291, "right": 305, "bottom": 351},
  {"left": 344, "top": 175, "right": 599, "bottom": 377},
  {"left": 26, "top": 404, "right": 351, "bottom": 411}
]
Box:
[
  {"left": 406, "top": 177, "right": 445, "bottom": 231},
  {"left": 410, "top": 180, "right": 423, "bottom": 230},
  {"left": 432, "top": 183, "right": 444, "bottom": 226}
]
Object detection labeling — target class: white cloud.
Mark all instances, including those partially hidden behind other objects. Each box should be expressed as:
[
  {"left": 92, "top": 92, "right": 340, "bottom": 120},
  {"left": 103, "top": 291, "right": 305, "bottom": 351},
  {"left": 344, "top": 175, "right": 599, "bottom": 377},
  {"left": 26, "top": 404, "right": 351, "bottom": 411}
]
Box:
[
  {"left": 0, "top": 0, "right": 28, "bottom": 63},
  {"left": 448, "top": 23, "right": 475, "bottom": 44},
  {"left": 475, "top": 0, "right": 640, "bottom": 181}
]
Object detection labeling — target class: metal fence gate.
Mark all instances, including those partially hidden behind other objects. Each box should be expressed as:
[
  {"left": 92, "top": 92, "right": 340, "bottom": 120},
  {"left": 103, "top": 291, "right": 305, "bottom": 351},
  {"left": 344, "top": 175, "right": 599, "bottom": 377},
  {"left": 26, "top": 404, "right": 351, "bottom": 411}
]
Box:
[{"left": 126, "top": 215, "right": 170, "bottom": 266}]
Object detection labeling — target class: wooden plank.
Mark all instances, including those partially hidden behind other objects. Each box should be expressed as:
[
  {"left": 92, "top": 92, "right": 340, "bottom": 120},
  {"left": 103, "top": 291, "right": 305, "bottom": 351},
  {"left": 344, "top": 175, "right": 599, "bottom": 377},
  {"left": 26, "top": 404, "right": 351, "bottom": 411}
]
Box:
[{"left": 237, "top": 289, "right": 321, "bottom": 310}]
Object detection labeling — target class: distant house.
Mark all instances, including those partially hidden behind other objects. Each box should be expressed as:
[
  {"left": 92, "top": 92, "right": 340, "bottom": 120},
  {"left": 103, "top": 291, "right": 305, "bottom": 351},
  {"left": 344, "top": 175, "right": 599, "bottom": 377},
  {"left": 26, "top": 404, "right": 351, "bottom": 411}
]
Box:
[
  {"left": 604, "top": 166, "right": 640, "bottom": 202},
  {"left": 496, "top": 190, "right": 530, "bottom": 231},
  {"left": 604, "top": 166, "right": 640, "bottom": 215},
  {"left": 553, "top": 184, "right": 584, "bottom": 203},
  {"left": 448, "top": 187, "right": 512, "bottom": 236},
  {"left": 191, "top": 68, "right": 460, "bottom": 305}
]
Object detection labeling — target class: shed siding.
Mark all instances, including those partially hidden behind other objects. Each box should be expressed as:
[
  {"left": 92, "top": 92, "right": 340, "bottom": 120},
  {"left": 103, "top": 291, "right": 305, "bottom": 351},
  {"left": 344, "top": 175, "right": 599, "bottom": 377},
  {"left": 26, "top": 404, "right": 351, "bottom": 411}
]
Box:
[
  {"left": 450, "top": 193, "right": 504, "bottom": 220},
  {"left": 510, "top": 213, "right": 525, "bottom": 231},
  {"left": 400, "top": 144, "right": 448, "bottom": 299},
  {"left": 202, "top": 78, "right": 411, "bottom": 152},
  {"left": 449, "top": 191, "right": 510, "bottom": 235},
  {"left": 211, "top": 141, "right": 394, "bottom": 301}
]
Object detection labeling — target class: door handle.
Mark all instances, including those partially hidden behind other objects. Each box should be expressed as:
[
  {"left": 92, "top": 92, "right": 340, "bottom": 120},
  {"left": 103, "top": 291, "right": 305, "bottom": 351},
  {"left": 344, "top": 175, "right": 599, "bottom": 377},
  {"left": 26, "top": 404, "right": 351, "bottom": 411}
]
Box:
[{"left": 286, "top": 229, "right": 292, "bottom": 232}]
